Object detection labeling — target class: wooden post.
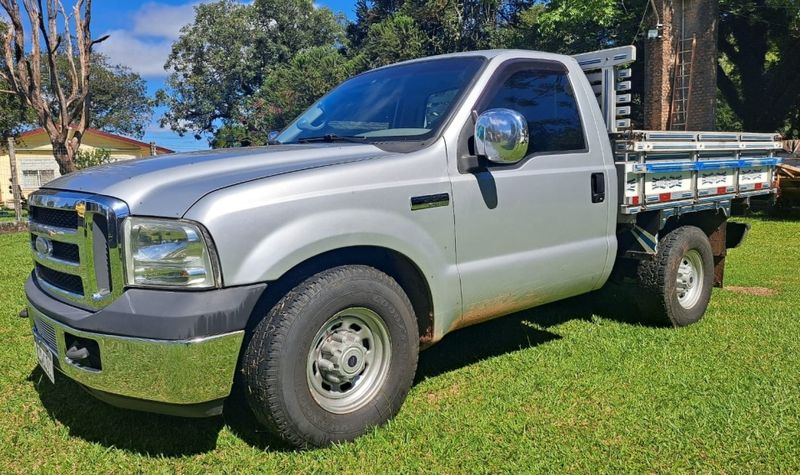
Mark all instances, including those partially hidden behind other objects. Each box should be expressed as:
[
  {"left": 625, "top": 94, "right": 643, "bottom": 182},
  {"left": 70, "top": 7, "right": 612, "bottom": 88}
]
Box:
[{"left": 7, "top": 137, "right": 22, "bottom": 223}]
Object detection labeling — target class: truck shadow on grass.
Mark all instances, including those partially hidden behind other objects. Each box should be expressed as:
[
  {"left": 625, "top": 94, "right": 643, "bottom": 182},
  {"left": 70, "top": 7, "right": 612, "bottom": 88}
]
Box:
[
  {"left": 30, "top": 285, "right": 652, "bottom": 456},
  {"left": 29, "top": 368, "right": 227, "bottom": 456}
]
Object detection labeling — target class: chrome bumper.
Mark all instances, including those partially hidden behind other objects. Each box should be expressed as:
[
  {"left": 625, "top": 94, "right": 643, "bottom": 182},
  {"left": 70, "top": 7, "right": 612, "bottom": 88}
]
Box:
[{"left": 28, "top": 302, "right": 244, "bottom": 406}]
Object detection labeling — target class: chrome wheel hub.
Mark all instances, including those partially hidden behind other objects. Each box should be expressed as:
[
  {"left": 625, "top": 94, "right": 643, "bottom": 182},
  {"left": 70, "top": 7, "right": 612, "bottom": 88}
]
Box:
[
  {"left": 317, "top": 331, "right": 367, "bottom": 384},
  {"left": 307, "top": 307, "right": 391, "bottom": 414},
  {"left": 676, "top": 249, "right": 704, "bottom": 309}
]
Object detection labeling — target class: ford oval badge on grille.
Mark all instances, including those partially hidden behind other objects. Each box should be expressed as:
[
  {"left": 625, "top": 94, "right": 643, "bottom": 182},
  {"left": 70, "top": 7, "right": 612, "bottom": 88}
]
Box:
[{"left": 35, "top": 236, "right": 53, "bottom": 256}]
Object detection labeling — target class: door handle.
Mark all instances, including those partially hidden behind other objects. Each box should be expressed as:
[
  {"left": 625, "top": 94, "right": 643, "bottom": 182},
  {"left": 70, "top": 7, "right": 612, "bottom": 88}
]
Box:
[{"left": 591, "top": 172, "right": 605, "bottom": 203}]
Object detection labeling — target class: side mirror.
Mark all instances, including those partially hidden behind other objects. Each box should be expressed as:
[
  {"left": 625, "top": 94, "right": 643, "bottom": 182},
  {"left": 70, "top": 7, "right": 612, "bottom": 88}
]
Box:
[
  {"left": 267, "top": 130, "right": 280, "bottom": 145},
  {"left": 474, "top": 108, "right": 529, "bottom": 164}
]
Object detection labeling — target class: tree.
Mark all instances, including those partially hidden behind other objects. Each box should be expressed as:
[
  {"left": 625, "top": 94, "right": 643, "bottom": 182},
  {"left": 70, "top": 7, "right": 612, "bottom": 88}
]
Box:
[
  {"left": 0, "top": 22, "right": 34, "bottom": 141},
  {"left": 158, "top": 0, "right": 346, "bottom": 143},
  {"left": 2, "top": 53, "right": 151, "bottom": 141},
  {"left": 215, "top": 47, "right": 354, "bottom": 147},
  {"left": 1, "top": 0, "right": 107, "bottom": 175},
  {"left": 505, "top": 0, "right": 644, "bottom": 54},
  {"left": 349, "top": 0, "right": 534, "bottom": 55},
  {"left": 356, "top": 14, "right": 428, "bottom": 69},
  {"left": 717, "top": 0, "right": 800, "bottom": 134},
  {"left": 1, "top": 20, "right": 149, "bottom": 140},
  {"left": 87, "top": 54, "right": 151, "bottom": 138}
]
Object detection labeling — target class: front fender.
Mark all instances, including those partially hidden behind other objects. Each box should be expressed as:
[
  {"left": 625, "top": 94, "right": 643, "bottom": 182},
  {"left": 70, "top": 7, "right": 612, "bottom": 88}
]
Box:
[
  {"left": 229, "top": 207, "right": 450, "bottom": 285},
  {"left": 183, "top": 149, "right": 462, "bottom": 341}
]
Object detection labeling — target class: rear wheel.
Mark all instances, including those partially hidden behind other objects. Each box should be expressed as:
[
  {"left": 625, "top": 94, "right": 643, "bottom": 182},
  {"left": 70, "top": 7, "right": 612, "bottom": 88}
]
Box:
[
  {"left": 636, "top": 225, "right": 714, "bottom": 327},
  {"left": 241, "top": 265, "right": 418, "bottom": 448}
]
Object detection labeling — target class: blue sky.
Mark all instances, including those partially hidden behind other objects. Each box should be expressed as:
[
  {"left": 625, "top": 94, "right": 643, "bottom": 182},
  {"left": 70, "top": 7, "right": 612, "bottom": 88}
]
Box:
[{"left": 92, "top": 0, "right": 357, "bottom": 152}]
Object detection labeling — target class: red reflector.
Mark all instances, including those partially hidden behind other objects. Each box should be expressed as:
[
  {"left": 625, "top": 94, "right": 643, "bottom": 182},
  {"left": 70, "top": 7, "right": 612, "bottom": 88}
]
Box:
[
  {"left": 755, "top": 183, "right": 763, "bottom": 190},
  {"left": 717, "top": 186, "right": 728, "bottom": 194},
  {"left": 659, "top": 193, "right": 671, "bottom": 202},
  {"left": 631, "top": 196, "right": 640, "bottom": 205}
]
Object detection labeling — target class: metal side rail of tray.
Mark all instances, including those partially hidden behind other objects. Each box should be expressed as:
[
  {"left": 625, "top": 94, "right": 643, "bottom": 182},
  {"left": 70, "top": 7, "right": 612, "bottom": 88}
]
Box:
[{"left": 613, "top": 130, "right": 783, "bottom": 214}]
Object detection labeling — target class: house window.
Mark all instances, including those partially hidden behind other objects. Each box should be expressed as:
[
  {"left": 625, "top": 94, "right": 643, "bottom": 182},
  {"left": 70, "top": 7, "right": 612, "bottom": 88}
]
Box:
[{"left": 21, "top": 169, "right": 56, "bottom": 188}]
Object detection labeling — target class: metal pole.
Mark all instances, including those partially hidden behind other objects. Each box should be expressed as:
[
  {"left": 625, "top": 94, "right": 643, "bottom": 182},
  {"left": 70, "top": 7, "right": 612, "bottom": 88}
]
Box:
[{"left": 7, "top": 137, "right": 22, "bottom": 223}]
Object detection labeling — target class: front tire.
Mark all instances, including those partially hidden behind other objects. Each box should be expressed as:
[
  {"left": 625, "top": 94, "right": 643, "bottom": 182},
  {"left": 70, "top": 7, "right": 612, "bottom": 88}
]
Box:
[
  {"left": 241, "top": 265, "right": 419, "bottom": 448},
  {"left": 636, "top": 225, "right": 714, "bottom": 327}
]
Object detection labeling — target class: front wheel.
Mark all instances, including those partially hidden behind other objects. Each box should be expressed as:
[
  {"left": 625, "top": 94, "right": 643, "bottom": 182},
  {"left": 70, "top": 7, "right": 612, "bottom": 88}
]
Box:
[
  {"left": 241, "top": 265, "right": 419, "bottom": 448},
  {"left": 636, "top": 225, "right": 714, "bottom": 327}
]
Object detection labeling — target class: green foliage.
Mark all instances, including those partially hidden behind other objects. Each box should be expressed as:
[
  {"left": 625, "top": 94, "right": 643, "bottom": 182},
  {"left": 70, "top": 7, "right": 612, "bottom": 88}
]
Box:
[
  {"left": 73, "top": 148, "right": 113, "bottom": 170},
  {"left": 507, "top": 0, "right": 644, "bottom": 53},
  {"left": 0, "top": 83, "right": 34, "bottom": 142},
  {"left": 0, "top": 23, "right": 35, "bottom": 141},
  {"left": 718, "top": 0, "right": 800, "bottom": 135},
  {"left": 159, "top": 0, "right": 800, "bottom": 145},
  {"left": 356, "top": 14, "right": 428, "bottom": 69},
  {"left": 157, "top": 0, "right": 346, "bottom": 142},
  {"left": 88, "top": 55, "right": 152, "bottom": 138},
  {"left": 215, "top": 47, "right": 355, "bottom": 147}
]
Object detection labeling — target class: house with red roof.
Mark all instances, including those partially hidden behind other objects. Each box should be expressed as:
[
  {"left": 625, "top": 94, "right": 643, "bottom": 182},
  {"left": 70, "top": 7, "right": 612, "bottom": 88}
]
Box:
[{"left": 1, "top": 128, "right": 173, "bottom": 206}]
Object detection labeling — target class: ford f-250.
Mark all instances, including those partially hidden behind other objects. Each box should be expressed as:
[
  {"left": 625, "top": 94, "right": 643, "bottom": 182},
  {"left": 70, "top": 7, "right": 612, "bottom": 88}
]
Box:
[{"left": 23, "top": 46, "right": 782, "bottom": 448}]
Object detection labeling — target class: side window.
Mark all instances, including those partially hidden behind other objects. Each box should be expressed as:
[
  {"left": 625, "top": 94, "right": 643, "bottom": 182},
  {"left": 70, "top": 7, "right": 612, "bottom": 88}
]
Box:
[{"left": 481, "top": 67, "right": 586, "bottom": 155}]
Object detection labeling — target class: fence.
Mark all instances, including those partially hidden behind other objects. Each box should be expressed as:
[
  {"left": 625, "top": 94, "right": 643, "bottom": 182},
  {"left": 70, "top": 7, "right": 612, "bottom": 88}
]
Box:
[{"left": 783, "top": 140, "right": 800, "bottom": 157}]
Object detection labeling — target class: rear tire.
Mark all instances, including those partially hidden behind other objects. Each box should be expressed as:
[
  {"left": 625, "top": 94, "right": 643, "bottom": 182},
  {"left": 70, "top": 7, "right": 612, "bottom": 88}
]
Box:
[
  {"left": 635, "top": 225, "right": 714, "bottom": 327},
  {"left": 241, "top": 265, "right": 418, "bottom": 448}
]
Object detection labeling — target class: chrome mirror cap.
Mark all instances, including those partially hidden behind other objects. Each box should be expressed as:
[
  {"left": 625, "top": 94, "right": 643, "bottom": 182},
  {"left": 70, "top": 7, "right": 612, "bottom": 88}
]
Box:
[
  {"left": 267, "top": 130, "right": 280, "bottom": 145},
  {"left": 474, "top": 108, "right": 529, "bottom": 164}
]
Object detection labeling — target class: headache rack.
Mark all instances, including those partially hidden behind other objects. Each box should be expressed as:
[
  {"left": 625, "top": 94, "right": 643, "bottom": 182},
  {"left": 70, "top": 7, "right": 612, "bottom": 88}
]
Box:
[{"left": 573, "top": 46, "right": 783, "bottom": 216}]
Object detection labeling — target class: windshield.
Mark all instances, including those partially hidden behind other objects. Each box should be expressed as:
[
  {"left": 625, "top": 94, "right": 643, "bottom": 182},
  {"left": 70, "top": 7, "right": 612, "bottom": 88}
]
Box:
[{"left": 276, "top": 57, "right": 485, "bottom": 145}]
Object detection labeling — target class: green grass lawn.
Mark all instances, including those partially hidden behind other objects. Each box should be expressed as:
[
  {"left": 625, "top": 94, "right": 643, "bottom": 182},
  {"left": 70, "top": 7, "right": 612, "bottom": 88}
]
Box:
[{"left": 1, "top": 216, "right": 799, "bottom": 473}]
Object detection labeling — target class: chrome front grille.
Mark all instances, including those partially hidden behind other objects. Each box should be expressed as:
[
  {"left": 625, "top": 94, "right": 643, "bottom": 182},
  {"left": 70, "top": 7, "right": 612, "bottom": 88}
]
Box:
[
  {"left": 33, "top": 316, "right": 57, "bottom": 352},
  {"left": 29, "top": 205, "right": 79, "bottom": 229},
  {"left": 29, "top": 190, "right": 129, "bottom": 310}
]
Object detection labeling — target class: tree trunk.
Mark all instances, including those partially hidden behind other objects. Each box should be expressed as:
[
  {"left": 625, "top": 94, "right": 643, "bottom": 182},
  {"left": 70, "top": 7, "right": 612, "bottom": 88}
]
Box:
[{"left": 52, "top": 141, "right": 77, "bottom": 175}]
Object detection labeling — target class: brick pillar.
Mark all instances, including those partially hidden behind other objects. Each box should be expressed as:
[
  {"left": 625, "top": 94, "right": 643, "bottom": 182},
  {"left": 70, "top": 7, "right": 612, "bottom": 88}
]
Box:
[
  {"left": 644, "top": 0, "right": 718, "bottom": 131},
  {"left": 682, "top": 0, "right": 717, "bottom": 130}
]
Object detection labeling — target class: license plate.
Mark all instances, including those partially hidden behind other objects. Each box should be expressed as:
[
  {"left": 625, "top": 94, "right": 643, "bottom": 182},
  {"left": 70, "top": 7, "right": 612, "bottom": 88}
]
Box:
[{"left": 35, "top": 339, "right": 55, "bottom": 384}]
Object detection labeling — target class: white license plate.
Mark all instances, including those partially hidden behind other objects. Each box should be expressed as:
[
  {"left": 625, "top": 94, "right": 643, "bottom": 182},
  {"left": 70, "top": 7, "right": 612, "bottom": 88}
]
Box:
[{"left": 35, "top": 339, "right": 55, "bottom": 384}]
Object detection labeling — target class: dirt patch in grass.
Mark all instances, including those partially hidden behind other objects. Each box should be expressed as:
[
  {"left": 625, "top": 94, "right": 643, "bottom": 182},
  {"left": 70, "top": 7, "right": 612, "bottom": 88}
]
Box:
[
  {"left": 725, "top": 286, "right": 777, "bottom": 296},
  {"left": 0, "top": 222, "right": 27, "bottom": 234},
  {"left": 425, "top": 383, "right": 462, "bottom": 405}
]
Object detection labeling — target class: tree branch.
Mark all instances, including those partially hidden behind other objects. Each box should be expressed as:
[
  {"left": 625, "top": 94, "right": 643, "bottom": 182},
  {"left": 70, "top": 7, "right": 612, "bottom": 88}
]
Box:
[
  {"left": 0, "top": 0, "right": 94, "bottom": 173},
  {"left": 58, "top": 0, "right": 78, "bottom": 100}
]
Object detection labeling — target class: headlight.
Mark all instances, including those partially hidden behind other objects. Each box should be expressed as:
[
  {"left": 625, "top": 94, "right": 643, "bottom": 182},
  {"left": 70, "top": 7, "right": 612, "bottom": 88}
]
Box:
[{"left": 122, "top": 217, "right": 218, "bottom": 288}]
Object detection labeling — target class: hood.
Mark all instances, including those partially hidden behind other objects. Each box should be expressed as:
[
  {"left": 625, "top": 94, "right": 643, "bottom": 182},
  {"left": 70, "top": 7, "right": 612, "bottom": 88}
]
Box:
[{"left": 44, "top": 144, "right": 394, "bottom": 217}]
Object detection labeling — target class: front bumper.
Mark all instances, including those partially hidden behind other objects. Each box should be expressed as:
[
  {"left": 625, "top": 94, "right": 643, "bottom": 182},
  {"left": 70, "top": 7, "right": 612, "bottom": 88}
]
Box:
[
  {"left": 26, "top": 276, "right": 266, "bottom": 416},
  {"left": 29, "top": 304, "right": 244, "bottom": 413}
]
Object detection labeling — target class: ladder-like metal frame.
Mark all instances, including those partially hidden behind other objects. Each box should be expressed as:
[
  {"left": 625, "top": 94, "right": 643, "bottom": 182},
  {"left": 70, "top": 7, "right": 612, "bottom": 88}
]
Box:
[
  {"left": 573, "top": 45, "right": 636, "bottom": 134},
  {"left": 668, "top": 35, "right": 696, "bottom": 130}
]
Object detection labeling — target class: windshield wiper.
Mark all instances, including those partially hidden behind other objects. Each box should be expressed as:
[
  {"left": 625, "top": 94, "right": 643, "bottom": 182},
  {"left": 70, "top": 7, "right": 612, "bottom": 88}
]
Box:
[{"left": 297, "top": 134, "right": 367, "bottom": 144}]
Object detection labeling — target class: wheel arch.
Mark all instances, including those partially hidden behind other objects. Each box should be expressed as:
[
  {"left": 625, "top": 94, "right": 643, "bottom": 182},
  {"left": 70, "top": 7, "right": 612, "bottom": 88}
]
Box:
[
  {"left": 660, "top": 209, "right": 727, "bottom": 237},
  {"left": 245, "top": 246, "right": 436, "bottom": 347}
]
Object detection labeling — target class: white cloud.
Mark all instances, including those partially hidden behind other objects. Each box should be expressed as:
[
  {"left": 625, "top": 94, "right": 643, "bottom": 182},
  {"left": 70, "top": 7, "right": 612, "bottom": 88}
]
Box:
[
  {"left": 95, "top": 1, "right": 210, "bottom": 78},
  {"left": 132, "top": 2, "right": 200, "bottom": 40},
  {"left": 96, "top": 29, "right": 173, "bottom": 78}
]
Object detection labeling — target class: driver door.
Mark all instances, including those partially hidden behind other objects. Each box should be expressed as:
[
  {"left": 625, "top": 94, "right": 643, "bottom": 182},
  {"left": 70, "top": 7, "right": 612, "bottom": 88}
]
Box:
[{"left": 449, "top": 59, "right": 614, "bottom": 325}]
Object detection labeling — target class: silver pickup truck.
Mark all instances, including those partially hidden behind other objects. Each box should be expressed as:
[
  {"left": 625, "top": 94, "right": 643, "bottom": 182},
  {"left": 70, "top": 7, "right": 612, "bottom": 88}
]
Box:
[{"left": 24, "top": 46, "right": 781, "bottom": 448}]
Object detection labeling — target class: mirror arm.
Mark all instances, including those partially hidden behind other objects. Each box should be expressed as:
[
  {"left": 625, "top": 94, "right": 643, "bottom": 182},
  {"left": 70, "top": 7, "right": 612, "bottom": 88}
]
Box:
[{"left": 460, "top": 154, "right": 483, "bottom": 173}]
